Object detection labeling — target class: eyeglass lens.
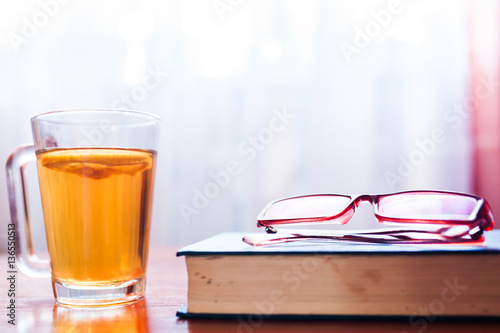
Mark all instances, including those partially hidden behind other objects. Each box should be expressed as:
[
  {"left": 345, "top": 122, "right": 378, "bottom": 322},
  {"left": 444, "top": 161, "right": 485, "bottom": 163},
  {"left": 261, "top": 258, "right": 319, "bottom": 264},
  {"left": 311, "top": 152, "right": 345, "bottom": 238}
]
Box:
[
  {"left": 377, "top": 193, "right": 479, "bottom": 221},
  {"left": 263, "top": 195, "right": 351, "bottom": 220}
]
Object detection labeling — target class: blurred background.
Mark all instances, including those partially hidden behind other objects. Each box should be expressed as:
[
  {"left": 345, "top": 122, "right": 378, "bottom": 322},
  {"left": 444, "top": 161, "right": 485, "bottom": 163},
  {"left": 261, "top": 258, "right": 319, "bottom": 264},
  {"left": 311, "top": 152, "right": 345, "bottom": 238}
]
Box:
[{"left": 0, "top": 0, "right": 499, "bottom": 250}]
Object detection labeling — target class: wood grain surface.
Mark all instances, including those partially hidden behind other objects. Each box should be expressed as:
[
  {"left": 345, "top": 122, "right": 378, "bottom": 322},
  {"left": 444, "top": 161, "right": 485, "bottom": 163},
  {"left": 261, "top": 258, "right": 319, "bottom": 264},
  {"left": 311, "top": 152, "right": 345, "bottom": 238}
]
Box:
[{"left": 1, "top": 248, "right": 499, "bottom": 332}]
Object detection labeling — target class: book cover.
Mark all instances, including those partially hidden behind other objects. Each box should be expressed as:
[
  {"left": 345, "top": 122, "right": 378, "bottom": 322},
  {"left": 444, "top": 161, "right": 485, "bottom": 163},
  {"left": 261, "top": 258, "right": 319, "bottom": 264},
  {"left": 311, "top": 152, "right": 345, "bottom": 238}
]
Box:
[{"left": 177, "top": 230, "right": 500, "bottom": 256}]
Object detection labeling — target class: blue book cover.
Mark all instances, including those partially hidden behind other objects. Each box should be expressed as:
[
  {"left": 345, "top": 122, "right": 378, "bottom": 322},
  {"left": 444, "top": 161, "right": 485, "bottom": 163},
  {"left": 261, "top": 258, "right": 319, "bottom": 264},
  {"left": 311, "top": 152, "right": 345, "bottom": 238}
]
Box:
[{"left": 177, "top": 230, "right": 500, "bottom": 256}]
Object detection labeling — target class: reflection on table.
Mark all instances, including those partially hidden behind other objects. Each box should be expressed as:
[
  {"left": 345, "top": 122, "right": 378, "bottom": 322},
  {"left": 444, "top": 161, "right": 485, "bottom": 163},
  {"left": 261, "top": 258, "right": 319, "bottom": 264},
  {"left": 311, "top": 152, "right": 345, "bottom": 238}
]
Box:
[{"left": 52, "top": 299, "right": 149, "bottom": 333}]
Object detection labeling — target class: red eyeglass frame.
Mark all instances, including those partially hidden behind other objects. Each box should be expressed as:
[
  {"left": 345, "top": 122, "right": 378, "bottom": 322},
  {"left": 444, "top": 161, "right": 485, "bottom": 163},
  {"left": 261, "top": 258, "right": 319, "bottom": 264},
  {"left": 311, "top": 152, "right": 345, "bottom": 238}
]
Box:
[{"left": 257, "top": 190, "right": 495, "bottom": 238}]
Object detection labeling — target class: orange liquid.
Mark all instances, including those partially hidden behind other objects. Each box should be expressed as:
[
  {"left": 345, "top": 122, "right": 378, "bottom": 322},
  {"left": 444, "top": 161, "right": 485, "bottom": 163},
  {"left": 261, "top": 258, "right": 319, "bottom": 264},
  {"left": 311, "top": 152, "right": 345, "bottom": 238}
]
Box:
[{"left": 36, "top": 148, "right": 156, "bottom": 284}]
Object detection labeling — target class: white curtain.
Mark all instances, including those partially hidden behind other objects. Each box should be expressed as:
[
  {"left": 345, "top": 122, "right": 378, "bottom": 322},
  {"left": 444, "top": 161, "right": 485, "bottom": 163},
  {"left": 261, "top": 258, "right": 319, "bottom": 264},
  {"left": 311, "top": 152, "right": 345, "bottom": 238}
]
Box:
[{"left": 0, "top": 0, "right": 474, "bottom": 247}]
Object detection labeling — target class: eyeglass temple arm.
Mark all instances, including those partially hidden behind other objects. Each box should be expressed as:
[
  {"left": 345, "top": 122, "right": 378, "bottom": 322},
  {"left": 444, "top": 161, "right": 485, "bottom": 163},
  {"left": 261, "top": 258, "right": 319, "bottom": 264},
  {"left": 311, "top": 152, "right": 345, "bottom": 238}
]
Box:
[
  {"left": 478, "top": 200, "right": 495, "bottom": 231},
  {"left": 244, "top": 229, "right": 484, "bottom": 247}
]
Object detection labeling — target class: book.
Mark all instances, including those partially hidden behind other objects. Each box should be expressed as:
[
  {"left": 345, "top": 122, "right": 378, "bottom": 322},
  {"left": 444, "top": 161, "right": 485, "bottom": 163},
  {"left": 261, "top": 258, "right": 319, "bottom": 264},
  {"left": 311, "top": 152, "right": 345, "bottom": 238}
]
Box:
[{"left": 176, "top": 230, "right": 500, "bottom": 318}]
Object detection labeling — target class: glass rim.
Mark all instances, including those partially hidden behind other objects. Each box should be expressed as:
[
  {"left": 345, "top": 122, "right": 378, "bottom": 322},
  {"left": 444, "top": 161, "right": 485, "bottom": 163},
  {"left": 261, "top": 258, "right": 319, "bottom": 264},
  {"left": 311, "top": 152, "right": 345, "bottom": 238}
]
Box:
[{"left": 31, "top": 109, "right": 161, "bottom": 123}]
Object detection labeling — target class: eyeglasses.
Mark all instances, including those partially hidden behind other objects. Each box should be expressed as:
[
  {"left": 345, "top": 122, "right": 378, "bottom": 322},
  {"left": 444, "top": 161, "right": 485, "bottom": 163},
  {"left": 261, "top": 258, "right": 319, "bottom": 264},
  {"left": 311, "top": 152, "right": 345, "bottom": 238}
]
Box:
[{"left": 243, "top": 190, "right": 495, "bottom": 246}]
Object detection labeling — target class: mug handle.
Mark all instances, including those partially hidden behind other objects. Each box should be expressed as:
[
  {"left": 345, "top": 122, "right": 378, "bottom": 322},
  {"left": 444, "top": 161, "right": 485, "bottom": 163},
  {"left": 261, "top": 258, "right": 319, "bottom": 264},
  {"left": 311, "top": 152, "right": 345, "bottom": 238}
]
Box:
[{"left": 6, "top": 145, "right": 50, "bottom": 277}]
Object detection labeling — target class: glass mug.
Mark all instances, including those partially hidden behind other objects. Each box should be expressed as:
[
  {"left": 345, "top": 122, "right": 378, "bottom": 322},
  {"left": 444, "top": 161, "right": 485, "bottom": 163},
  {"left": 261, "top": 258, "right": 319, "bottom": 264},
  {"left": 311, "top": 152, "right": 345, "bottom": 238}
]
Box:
[{"left": 6, "top": 109, "right": 160, "bottom": 306}]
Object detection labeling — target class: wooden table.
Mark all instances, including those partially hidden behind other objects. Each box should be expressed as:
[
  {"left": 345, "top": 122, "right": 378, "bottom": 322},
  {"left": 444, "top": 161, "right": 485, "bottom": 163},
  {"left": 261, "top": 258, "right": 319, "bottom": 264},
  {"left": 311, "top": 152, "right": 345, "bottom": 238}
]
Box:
[{"left": 2, "top": 248, "right": 500, "bottom": 332}]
